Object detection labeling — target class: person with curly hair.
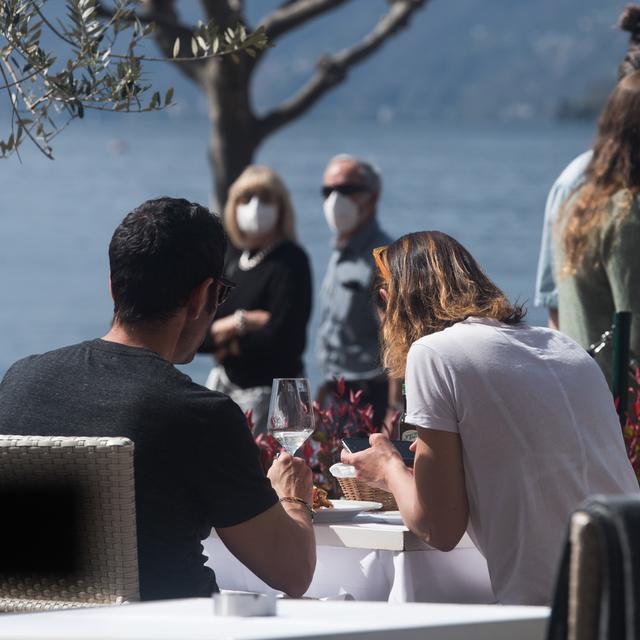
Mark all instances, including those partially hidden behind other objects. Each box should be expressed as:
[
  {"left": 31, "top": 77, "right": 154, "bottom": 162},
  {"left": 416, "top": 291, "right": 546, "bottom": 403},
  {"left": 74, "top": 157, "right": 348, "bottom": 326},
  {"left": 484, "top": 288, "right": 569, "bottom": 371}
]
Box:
[{"left": 534, "top": 4, "right": 640, "bottom": 331}]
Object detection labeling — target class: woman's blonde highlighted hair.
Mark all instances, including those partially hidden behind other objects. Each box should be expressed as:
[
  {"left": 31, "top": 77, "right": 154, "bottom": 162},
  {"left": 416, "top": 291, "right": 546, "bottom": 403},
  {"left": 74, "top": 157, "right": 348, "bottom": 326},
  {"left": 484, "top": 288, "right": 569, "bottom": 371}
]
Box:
[
  {"left": 224, "top": 165, "right": 297, "bottom": 249},
  {"left": 379, "top": 231, "right": 525, "bottom": 378}
]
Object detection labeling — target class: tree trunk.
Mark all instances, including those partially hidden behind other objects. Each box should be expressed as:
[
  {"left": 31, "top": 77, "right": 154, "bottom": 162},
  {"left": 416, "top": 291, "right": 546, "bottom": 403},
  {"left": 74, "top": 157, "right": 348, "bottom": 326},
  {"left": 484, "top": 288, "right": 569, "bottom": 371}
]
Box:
[{"left": 204, "top": 58, "right": 260, "bottom": 211}]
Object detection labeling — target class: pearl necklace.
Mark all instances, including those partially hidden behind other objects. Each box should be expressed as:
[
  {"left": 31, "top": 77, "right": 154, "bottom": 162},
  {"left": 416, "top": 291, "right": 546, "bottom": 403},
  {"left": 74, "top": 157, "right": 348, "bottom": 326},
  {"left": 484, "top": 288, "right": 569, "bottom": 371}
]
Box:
[{"left": 238, "top": 242, "right": 278, "bottom": 271}]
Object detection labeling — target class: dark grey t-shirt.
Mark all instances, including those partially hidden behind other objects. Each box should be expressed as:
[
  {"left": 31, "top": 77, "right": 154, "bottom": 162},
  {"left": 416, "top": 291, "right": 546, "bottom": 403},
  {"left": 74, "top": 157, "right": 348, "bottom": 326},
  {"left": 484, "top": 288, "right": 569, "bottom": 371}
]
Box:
[{"left": 0, "top": 339, "right": 278, "bottom": 600}]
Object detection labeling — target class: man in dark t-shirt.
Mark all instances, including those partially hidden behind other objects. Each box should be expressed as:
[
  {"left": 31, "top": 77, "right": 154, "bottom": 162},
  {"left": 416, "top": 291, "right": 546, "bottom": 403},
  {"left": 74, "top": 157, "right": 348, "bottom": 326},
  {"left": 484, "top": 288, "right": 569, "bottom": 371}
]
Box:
[{"left": 0, "top": 198, "right": 316, "bottom": 600}]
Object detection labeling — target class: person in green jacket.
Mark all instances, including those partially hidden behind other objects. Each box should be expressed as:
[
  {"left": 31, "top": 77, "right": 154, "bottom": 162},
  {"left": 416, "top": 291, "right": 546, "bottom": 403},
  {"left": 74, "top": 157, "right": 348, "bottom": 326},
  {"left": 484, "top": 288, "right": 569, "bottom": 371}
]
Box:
[{"left": 556, "top": 71, "right": 640, "bottom": 387}]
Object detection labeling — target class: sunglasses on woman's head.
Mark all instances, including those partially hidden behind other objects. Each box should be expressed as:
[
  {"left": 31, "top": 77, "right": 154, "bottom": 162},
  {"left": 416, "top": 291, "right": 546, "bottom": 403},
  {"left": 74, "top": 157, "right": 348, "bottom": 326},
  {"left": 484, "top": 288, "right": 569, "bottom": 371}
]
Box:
[
  {"left": 372, "top": 245, "right": 391, "bottom": 283},
  {"left": 216, "top": 276, "right": 236, "bottom": 305},
  {"left": 321, "top": 183, "right": 370, "bottom": 199}
]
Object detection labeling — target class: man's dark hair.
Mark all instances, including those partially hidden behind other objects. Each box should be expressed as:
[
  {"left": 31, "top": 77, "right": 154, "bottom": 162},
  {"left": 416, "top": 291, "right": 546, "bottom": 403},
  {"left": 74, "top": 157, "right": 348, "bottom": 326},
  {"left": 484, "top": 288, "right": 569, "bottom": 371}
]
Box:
[{"left": 109, "top": 197, "right": 227, "bottom": 324}]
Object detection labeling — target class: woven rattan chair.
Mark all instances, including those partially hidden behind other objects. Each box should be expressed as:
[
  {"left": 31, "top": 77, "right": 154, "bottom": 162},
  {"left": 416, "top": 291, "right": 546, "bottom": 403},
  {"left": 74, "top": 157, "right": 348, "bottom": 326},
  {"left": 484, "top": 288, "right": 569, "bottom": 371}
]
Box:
[
  {"left": 567, "top": 512, "right": 600, "bottom": 640},
  {"left": 547, "top": 496, "right": 640, "bottom": 640},
  {"left": 0, "top": 435, "right": 139, "bottom": 612}
]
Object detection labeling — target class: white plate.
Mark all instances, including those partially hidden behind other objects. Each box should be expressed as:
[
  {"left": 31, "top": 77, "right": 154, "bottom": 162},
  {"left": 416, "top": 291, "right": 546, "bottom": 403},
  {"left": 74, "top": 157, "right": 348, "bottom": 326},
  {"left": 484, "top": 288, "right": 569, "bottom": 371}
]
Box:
[{"left": 314, "top": 499, "right": 382, "bottom": 524}]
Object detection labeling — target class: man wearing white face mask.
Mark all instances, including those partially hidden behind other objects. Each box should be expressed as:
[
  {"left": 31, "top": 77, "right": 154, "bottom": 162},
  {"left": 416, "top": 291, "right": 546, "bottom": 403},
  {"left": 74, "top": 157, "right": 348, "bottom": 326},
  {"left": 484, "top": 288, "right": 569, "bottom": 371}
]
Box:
[{"left": 316, "top": 154, "right": 400, "bottom": 430}]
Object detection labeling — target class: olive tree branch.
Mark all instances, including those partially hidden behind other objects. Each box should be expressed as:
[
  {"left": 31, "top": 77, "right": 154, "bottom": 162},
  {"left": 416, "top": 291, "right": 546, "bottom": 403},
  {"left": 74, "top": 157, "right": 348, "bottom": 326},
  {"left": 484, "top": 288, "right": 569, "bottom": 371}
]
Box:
[
  {"left": 0, "top": 67, "right": 40, "bottom": 89},
  {"left": 258, "top": 0, "right": 350, "bottom": 41},
  {"left": 0, "top": 61, "right": 45, "bottom": 159},
  {"left": 3, "top": 55, "right": 37, "bottom": 113}
]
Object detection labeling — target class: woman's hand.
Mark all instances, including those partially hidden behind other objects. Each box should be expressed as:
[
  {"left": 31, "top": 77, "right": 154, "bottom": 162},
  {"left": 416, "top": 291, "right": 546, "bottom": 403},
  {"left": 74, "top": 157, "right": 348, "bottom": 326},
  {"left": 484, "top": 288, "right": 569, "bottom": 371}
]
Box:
[
  {"left": 210, "top": 315, "right": 237, "bottom": 346},
  {"left": 244, "top": 310, "right": 271, "bottom": 331},
  {"left": 341, "top": 433, "right": 405, "bottom": 492},
  {"left": 210, "top": 309, "right": 271, "bottom": 346}
]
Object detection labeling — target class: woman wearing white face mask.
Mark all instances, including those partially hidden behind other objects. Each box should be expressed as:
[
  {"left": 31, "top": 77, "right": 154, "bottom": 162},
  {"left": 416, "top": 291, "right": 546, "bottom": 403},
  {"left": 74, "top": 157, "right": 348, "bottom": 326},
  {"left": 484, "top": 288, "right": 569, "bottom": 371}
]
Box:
[{"left": 198, "top": 165, "right": 312, "bottom": 436}]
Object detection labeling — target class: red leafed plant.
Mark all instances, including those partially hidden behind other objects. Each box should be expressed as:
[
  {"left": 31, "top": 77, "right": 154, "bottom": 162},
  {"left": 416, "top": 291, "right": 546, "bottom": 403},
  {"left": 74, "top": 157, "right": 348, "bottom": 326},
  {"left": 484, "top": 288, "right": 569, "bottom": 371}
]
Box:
[
  {"left": 302, "top": 379, "right": 380, "bottom": 496},
  {"left": 250, "top": 378, "right": 385, "bottom": 496},
  {"left": 622, "top": 364, "right": 640, "bottom": 482},
  {"left": 245, "top": 409, "right": 281, "bottom": 474}
]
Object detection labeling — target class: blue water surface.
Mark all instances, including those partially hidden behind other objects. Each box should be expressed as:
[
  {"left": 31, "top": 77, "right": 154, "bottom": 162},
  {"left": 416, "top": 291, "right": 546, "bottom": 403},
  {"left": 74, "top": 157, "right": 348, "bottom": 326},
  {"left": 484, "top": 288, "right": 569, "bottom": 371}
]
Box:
[{"left": 0, "top": 115, "right": 593, "bottom": 389}]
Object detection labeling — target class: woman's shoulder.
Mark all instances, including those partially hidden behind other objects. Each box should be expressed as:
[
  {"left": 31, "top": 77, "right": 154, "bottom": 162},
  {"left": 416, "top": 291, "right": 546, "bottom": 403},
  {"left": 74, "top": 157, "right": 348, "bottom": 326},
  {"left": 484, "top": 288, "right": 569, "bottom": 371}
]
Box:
[
  {"left": 554, "top": 150, "right": 591, "bottom": 188},
  {"left": 410, "top": 318, "right": 500, "bottom": 355},
  {"left": 600, "top": 192, "right": 640, "bottom": 259},
  {"left": 605, "top": 190, "right": 640, "bottom": 229},
  {"left": 564, "top": 188, "right": 640, "bottom": 227}
]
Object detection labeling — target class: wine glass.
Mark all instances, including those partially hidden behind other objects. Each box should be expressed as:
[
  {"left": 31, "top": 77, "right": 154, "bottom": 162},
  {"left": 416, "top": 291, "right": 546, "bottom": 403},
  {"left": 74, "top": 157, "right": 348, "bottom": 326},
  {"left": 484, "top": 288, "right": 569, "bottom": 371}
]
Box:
[{"left": 267, "top": 378, "right": 315, "bottom": 455}]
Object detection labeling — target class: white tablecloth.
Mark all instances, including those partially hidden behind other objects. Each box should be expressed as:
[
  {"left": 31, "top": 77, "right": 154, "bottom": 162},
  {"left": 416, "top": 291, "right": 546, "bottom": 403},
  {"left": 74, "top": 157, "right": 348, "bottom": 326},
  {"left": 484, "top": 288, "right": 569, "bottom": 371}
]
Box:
[
  {"left": 0, "top": 598, "right": 550, "bottom": 640},
  {"left": 204, "top": 522, "right": 495, "bottom": 603}
]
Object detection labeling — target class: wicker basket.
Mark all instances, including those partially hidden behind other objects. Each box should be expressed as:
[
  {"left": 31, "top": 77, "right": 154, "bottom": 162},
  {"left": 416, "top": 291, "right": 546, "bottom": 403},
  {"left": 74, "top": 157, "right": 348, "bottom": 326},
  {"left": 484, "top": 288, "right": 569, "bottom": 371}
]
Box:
[{"left": 337, "top": 477, "right": 398, "bottom": 511}]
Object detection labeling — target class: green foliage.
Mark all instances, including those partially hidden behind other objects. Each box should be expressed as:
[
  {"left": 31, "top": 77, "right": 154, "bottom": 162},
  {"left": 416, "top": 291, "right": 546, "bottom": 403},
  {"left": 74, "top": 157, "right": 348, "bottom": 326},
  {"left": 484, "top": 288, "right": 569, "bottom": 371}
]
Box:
[{"left": 0, "top": 0, "right": 268, "bottom": 159}]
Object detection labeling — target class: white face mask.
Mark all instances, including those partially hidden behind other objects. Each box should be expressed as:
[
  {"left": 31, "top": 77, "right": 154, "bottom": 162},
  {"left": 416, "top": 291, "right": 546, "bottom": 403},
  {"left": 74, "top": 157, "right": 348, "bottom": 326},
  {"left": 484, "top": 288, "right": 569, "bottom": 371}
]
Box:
[
  {"left": 323, "top": 191, "right": 360, "bottom": 234},
  {"left": 236, "top": 197, "right": 278, "bottom": 236}
]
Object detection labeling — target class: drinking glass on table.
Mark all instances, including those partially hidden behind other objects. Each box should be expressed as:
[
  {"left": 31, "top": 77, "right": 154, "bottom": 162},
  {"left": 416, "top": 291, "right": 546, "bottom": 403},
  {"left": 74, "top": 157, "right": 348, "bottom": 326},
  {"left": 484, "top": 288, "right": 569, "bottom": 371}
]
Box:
[{"left": 267, "top": 378, "right": 315, "bottom": 455}]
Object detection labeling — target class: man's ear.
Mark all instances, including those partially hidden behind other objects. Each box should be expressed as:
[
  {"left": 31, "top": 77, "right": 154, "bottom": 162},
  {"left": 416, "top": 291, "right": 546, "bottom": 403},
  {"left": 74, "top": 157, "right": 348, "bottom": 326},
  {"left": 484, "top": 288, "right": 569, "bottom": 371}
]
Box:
[
  {"left": 108, "top": 272, "right": 114, "bottom": 301},
  {"left": 361, "top": 190, "right": 379, "bottom": 219},
  {"left": 187, "top": 278, "right": 215, "bottom": 320}
]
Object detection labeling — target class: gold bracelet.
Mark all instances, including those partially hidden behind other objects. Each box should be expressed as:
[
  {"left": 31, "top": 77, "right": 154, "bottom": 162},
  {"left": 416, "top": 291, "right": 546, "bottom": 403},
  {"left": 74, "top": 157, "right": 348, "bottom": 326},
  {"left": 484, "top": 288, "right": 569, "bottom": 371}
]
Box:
[{"left": 279, "top": 496, "right": 315, "bottom": 521}]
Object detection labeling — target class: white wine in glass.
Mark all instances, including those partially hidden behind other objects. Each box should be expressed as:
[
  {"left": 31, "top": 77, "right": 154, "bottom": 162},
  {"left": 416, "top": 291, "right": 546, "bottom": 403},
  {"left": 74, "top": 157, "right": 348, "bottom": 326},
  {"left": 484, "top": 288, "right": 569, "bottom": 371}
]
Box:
[{"left": 267, "top": 378, "right": 315, "bottom": 455}]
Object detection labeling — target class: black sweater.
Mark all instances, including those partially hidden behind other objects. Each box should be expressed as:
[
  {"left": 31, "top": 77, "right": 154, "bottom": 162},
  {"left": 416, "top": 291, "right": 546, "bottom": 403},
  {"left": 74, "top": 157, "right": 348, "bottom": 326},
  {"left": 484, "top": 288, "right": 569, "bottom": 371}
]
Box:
[{"left": 201, "top": 241, "right": 312, "bottom": 388}]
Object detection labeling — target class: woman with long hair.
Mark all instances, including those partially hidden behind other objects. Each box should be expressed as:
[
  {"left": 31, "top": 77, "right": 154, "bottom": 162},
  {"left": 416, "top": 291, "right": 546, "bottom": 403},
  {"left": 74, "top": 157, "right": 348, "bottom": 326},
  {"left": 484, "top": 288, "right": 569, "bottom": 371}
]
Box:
[
  {"left": 556, "top": 70, "right": 640, "bottom": 385},
  {"left": 199, "top": 166, "right": 312, "bottom": 435},
  {"left": 342, "top": 231, "right": 637, "bottom": 605},
  {"left": 535, "top": 4, "right": 640, "bottom": 330}
]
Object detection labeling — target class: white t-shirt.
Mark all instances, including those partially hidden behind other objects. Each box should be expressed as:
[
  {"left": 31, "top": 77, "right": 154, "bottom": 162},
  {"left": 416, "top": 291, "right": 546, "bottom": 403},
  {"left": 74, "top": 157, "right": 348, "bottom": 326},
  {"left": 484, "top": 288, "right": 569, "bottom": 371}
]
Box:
[{"left": 404, "top": 317, "right": 639, "bottom": 605}]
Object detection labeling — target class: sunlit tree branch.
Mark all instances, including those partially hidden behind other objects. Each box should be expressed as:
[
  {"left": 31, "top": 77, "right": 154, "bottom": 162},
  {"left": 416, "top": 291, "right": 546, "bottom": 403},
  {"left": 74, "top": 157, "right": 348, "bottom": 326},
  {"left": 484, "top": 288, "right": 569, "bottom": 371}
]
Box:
[{"left": 259, "top": 0, "right": 427, "bottom": 139}]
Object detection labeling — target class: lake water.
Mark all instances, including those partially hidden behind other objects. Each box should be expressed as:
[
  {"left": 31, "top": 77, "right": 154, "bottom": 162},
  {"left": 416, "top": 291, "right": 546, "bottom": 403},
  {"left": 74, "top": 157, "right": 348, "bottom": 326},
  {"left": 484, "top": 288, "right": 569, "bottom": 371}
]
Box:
[{"left": 0, "top": 115, "right": 594, "bottom": 389}]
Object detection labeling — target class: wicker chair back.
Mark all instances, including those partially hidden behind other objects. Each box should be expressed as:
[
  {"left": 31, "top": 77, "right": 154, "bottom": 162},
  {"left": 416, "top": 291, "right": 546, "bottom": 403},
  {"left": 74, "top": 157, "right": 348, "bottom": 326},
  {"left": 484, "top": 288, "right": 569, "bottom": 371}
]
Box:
[{"left": 0, "top": 435, "right": 139, "bottom": 612}]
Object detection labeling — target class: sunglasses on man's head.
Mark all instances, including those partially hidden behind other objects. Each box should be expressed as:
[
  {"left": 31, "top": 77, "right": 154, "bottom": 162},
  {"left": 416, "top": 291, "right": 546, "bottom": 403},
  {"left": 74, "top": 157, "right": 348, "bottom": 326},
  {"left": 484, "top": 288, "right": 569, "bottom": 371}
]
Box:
[
  {"left": 216, "top": 276, "right": 236, "bottom": 306},
  {"left": 321, "top": 183, "right": 370, "bottom": 199}
]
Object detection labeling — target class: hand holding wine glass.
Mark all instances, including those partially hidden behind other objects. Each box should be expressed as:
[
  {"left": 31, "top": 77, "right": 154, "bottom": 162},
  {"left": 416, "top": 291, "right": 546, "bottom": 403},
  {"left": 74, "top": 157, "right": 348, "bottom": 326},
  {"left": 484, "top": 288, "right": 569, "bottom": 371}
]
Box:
[
  {"left": 267, "top": 452, "right": 313, "bottom": 505},
  {"left": 267, "top": 378, "right": 315, "bottom": 455}
]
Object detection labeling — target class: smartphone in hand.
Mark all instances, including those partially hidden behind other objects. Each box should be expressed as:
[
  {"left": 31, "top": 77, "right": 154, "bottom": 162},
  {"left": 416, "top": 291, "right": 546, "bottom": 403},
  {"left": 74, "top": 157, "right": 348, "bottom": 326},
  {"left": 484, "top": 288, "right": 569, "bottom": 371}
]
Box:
[{"left": 341, "top": 437, "right": 415, "bottom": 465}]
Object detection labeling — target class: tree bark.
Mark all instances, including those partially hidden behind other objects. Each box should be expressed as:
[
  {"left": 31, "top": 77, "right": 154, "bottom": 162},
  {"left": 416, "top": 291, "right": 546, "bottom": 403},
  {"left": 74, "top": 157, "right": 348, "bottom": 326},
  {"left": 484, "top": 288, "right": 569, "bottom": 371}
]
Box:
[{"left": 203, "top": 57, "right": 259, "bottom": 210}]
